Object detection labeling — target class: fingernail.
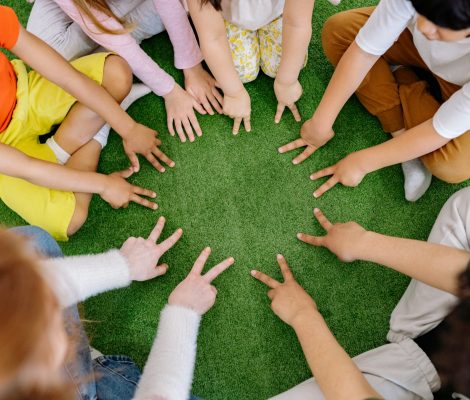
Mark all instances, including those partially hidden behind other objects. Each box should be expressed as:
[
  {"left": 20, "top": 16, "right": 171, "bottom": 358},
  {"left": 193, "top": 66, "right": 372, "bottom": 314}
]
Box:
[
  {"left": 313, "top": 192, "right": 318, "bottom": 198},
  {"left": 276, "top": 254, "right": 283, "bottom": 260},
  {"left": 314, "top": 208, "right": 319, "bottom": 213},
  {"left": 229, "top": 257, "right": 235, "bottom": 263},
  {"left": 250, "top": 270, "right": 257, "bottom": 276},
  {"left": 292, "top": 160, "right": 298, "bottom": 165},
  {"left": 153, "top": 193, "right": 157, "bottom": 198},
  {"left": 153, "top": 204, "right": 158, "bottom": 210},
  {"left": 160, "top": 216, "right": 165, "bottom": 221},
  {"left": 297, "top": 233, "right": 302, "bottom": 239},
  {"left": 205, "top": 247, "right": 211, "bottom": 251},
  {"left": 160, "top": 168, "right": 166, "bottom": 173},
  {"left": 310, "top": 175, "right": 315, "bottom": 180},
  {"left": 170, "top": 162, "right": 176, "bottom": 167}
]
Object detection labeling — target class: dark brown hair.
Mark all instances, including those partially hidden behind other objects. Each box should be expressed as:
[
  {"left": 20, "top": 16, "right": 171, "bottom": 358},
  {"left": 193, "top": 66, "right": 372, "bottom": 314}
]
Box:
[
  {"left": 0, "top": 230, "right": 74, "bottom": 400},
  {"left": 201, "top": 0, "right": 222, "bottom": 11},
  {"left": 434, "top": 263, "right": 470, "bottom": 394},
  {"left": 72, "top": 0, "right": 134, "bottom": 34}
]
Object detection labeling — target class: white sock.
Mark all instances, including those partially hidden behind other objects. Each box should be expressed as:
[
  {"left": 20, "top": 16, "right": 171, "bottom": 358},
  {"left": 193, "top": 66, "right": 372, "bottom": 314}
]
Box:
[
  {"left": 401, "top": 158, "right": 432, "bottom": 202},
  {"left": 93, "top": 83, "right": 152, "bottom": 148},
  {"left": 89, "top": 347, "right": 103, "bottom": 360},
  {"left": 46, "top": 137, "right": 70, "bottom": 165}
]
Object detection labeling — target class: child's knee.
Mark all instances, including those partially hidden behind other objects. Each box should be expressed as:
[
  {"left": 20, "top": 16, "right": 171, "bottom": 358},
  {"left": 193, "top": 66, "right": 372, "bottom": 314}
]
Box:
[
  {"left": 322, "top": 11, "right": 358, "bottom": 65},
  {"left": 421, "top": 152, "right": 470, "bottom": 184},
  {"left": 102, "top": 55, "right": 133, "bottom": 102},
  {"left": 67, "top": 203, "right": 89, "bottom": 237}
]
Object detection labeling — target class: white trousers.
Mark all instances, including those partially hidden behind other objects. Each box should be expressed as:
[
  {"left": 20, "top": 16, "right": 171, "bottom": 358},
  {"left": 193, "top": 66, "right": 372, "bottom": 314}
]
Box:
[
  {"left": 271, "top": 187, "right": 470, "bottom": 400},
  {"left": 26, "top": 0, "right": 165, "bottom": 60}
]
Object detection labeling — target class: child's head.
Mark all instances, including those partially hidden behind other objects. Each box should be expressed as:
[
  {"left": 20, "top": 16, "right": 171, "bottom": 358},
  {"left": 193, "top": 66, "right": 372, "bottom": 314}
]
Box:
[
  {"left": 434, "top": 261, "right": 470, "bottom": 394},
  {"left": 411, "top": 0, "right": 470, "bottom": 41},
  {"left": 201, "top": 0, "right": 222, "bottom": 11},
  {"left": 0, "top": 230, "right": 71, "bottom": 400}
]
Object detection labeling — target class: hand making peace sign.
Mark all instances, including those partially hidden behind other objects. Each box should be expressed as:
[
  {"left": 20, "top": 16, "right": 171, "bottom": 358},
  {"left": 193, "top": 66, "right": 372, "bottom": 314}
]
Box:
[
  {"left": 120, "top": 216, "right": 183, "bottom": 281},
  {"left": 251, "top": 254, "right": 317, "bottom": 327},
  {"left": 169, "top": 247, "right": 235, "bottom": 315}
]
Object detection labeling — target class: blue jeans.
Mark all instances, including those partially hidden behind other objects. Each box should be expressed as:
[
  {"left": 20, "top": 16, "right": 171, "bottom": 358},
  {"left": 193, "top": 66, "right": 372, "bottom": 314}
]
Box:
[{"left": 12, "top": 226, "right": 201, "bottom": 400}]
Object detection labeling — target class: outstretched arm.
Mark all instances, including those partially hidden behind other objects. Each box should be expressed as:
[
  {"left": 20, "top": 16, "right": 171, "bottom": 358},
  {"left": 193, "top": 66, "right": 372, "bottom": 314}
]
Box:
[
  {"left": 187, "top": 0, "right": 251, "bottom": 135},
  {"left": 299, "top": 209, "right": 470, "bottom": 295},
  {"left": 273, "top": 0, "right": 315, "bottom": 123},
  {"left": 251, "top": 255, "right": 381, "bottom": 400}
]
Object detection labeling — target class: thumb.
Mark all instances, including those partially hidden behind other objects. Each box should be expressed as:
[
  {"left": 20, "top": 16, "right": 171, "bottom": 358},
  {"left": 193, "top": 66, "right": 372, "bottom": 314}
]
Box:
[
  {"left": 126, "top": 151, "right": 140, "bottom": 173},
  {"left": 118, "top": 167, "right": 134, "bottom": 179}
]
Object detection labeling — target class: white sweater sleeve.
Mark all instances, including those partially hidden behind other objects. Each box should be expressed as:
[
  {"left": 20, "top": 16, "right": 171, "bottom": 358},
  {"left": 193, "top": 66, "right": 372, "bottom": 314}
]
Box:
[
  {"left": 133, "top": 305, "right": 201, "bottom": 400},
  {"left": 433, "top": 83, "right": 470, "bottom": 139},
  {"left": 41, "top": 250, "right": 131, "bottom": 308},
  {"left": 355, "top": 0, "right": 414, "bottom": 56}
]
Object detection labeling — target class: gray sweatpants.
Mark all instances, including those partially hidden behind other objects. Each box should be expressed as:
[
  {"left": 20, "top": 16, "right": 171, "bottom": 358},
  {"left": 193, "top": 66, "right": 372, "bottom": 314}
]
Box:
[
  {"left": 271, "top": 187, "right": 470, "bottom": 400},
  {"left": 26, "top": 0, "right": 165, "bottom": 61}
]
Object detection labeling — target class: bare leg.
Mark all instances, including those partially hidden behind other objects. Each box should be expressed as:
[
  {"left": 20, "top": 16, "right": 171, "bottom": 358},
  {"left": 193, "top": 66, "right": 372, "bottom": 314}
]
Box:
[
  {"left": 65, "top": 140, "right": 102, "bottom": 236},
  {"left": 54, "top": 55, "right": 132, "bottom": 155},
  {"left": 51, "top": 56, "right": 132, "bottom": 236}
]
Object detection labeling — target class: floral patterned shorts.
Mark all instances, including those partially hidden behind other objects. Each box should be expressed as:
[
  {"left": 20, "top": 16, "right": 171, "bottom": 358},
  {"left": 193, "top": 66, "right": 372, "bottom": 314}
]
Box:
[{"left": 225, "top": 16, "right": 307, "bottom": 83}]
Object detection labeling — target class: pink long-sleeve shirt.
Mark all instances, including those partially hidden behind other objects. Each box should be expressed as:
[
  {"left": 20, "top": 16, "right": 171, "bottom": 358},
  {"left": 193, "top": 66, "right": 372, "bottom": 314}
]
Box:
[{"left": 54, "top": 0, "right": 203, "bottom": 96}]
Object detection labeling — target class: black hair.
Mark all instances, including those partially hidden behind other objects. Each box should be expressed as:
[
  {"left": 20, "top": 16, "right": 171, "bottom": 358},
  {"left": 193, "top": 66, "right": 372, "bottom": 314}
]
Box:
[
  {"left": 433, "top": 262, "right": 470, "bottom": 394},
  {"left": 200, "top": 0, "right": 222, "bottom": 11},
  {"left": 411, "top": 0, "right": 470, "bottom": 31}
]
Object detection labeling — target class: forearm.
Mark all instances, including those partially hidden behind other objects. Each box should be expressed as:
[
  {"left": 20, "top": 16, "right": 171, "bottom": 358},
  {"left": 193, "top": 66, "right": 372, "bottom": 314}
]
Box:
[
  {"left": 361, "top": 119, "right": 450, "bottom": 173},
  {"left": 358, "top": 231, "right": 469, "bottom": 294},
  {"left": 276, "top": 0, "right": 313, "bottom": 84},
  {"left": 308, "top": 42, "right": 378, "bottom": 136},
  {"left": 0, "top": 144, "right": 107, "bottom": 194},
  {"left": 12, "top": 26, "right": 137, "bottom": 138},
  {"left": 201, "top": 37, "right": 243, "bottom": 96},
  {"left": 133, "top": 305, "right": 201, "bottom": 400},
  {"left": 41, "top": 250, "right": 131, "bottom": 307},
  {"left": 293, "top": 310, "right": 381, "bottom": 400},
  {"left": 188, "top": 0, "right": 243, "bottom": 96}
]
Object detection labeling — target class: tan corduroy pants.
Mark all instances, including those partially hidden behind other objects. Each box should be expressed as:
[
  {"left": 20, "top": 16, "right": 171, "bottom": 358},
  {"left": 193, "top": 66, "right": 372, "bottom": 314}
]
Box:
[{"left": 322, "top": 7, "right": 470, "bottom": 184}]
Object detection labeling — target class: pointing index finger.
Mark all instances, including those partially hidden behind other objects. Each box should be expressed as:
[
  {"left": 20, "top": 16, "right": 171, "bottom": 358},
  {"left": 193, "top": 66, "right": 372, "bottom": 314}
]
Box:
[
  {"left": 250, "top": 270, "right": 281, "bottom": 289},
  {"left": 278, "top": 138, "right": 306, "bottom": 154},
  {"left": 203, "top": 257, "right": 235, "bottom": 283},
  {"left": 276, "top": 254, "right": 294, "bottom": 281},
  {"left": 191, "top": 247, "right": 211, "bottom": 276},
  {"left": 313, "top": 175, "right": 339, "bottom": 198},
  {"left": 313, "top": 208, "right": 333, "bottom": 231},
  {"left": 148, "top": 216, "right": 165, "bottom": 242}
]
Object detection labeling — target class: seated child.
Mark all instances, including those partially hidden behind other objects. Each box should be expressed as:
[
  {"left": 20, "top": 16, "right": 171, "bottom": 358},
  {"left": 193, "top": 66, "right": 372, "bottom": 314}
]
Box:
[
  {"left": 187, "top": 0, "right": 335, "bottom": 134},
  {"left": 27, "top": 0, "right": 223, "bottom": 143},
  {"left": 0, "top": 5, "right": 173, "bottom": 241},
  {"left": 280, "top": 0, "right": 470, "bottom": 201},
  {"left": 0, "top": 218, "right": 234, "bottom": 399}
]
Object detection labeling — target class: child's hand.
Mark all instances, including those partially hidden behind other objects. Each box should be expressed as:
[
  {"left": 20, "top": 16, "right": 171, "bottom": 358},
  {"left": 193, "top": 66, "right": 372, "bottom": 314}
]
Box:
[
  {"left": 223, "top": 88, "right": 251, "bottom": 135},
  {"left": 184, "top": 64, "right": 224, "bottom": 115},
  {"left": 120, "top": 216, "right": 183, "bottom": 281},
  {"left": 122, "top": 123, "right": 175, "bottom": 173},
  {"left": 101, "top": 168, "right": 158, "bottom": 210},
  {"left": 298, "top": 208, "right": 369, "bottom": 263},
  {"left": 168, "top": 247, "right": 234, "bottom": 315},
  {"left": 278, "top": 119, "right": 334, "bottom": 165},
  {"left": 251, "top": 254, "right": 318, "bottom": 327},
  {"left": 310, "top": 151, "right": 370, "bottom": 198},
  {"left": 164, "top": 84, "right": 206, "bottom": 143},
  {"left": 273, "top": 79, "right": 302, "bottom": 123}
]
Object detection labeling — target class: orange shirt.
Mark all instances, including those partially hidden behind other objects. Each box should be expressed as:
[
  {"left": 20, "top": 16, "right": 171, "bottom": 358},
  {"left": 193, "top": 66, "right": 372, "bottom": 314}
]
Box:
[{"left": 0, "top": 6, "right": 20, "bottom": 133}]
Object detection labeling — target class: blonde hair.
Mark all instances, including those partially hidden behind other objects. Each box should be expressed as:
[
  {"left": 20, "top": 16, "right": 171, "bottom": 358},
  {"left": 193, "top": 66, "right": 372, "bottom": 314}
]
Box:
[
  {"left": 72, "top": 0, "right": 135, "bottom": 35},
  {"left": 0, "top": 230, "right": 74, "bottom": 400}
]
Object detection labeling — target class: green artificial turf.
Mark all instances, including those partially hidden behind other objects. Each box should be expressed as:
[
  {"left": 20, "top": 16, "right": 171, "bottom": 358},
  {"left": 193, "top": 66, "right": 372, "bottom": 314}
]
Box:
[{"left": 3, "top": 1, "right": 469, "bottom": 398}]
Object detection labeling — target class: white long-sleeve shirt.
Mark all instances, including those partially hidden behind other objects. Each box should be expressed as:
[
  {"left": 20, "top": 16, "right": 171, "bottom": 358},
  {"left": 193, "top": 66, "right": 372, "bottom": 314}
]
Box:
[
  {"left": 41, "top": 251, "right": 200, "bottom": 400},
  {"left": 355, "top": 0, "right": 470, "bottom": 139}
]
